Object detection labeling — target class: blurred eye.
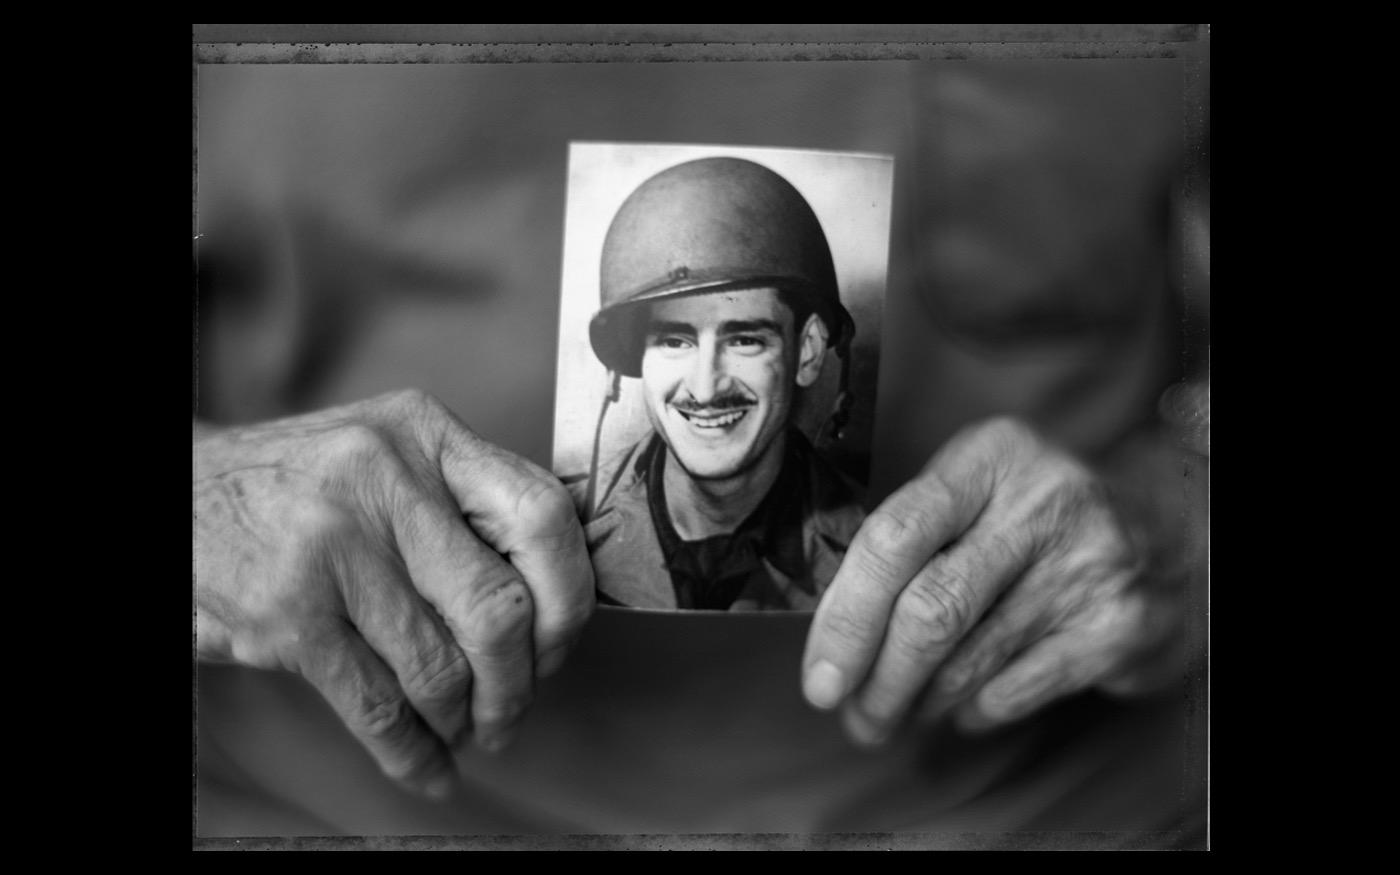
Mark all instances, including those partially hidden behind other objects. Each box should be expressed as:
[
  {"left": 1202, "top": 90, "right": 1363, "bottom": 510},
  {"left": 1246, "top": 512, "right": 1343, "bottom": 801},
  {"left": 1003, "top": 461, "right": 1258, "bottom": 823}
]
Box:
[
  {"left": 649, "top": 334, "right": 693, "bottom": 351},
  {"left": 726, "top": 334, "right": 767, "bottom": 353}
]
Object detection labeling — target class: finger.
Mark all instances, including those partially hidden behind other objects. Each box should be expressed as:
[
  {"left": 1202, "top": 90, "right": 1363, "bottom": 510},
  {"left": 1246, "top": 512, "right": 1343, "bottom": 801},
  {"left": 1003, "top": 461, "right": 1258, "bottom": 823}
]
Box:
[
  {"left": 298, "top": 620, "right": 457, "bottom": 801},
  {"left": 934, "top": 561, "right": 1144, "bottom": 731},
  {"left": 336, "top": 540, "right": 474, "bottom": 751},
  {"left": 918, "top": 557, "right": 1068, "bottom": 717},
  {"left": 1096, "top": 588, "right": 1184, "bottom": 696},
  {"left": 435, "top": 415, "right": 594, "bottom": 677},
  {"left": 910, "top": 612, "right": 1033, "bottom": 730},
  {"left": 954, "top": 623, "right": 1131, "bottom": 732},
  {"left": 841, "top": 526, "right": 1034, "bottom": 745},
  {"left": 910, "top": 597, "right": 1043, "bottom": 730},
  {"left": 802, "top": 447, "right": 997, "bottom": 711},
  {"left": 390, "top": 487, "right": 539, "bottom": 752},
  {"left": 1097, "top": 630, "right": 1186, "bottom": 697},
  {"left": 938, "top": 546, "right": 1147, "bottom": 727},
  {"left": 458, "top": 569, "right": 536, "bottom": 752}
]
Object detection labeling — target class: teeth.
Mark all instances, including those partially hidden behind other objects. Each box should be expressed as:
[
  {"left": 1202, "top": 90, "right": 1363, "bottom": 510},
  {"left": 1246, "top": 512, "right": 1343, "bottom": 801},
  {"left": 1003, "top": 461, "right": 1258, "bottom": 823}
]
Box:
[{"left": 682, "top": 409, "right": 747, "bottom": 428}]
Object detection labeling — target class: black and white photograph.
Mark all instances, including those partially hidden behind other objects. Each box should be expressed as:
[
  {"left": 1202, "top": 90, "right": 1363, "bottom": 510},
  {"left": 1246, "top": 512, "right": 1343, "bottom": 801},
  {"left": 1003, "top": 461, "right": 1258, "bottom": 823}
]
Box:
[
  {"left": 553, "top": 143, "right": 893, "bottom": 611},
  {"left": 193, "top": 25, "right": 1209, "bottom": 850}
]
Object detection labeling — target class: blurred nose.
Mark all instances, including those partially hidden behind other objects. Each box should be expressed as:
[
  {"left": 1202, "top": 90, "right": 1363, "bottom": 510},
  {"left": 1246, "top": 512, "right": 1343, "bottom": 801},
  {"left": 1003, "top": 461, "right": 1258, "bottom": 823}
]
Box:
[{"left": 685, "top": 334, "right": 726, "bottom": 405}]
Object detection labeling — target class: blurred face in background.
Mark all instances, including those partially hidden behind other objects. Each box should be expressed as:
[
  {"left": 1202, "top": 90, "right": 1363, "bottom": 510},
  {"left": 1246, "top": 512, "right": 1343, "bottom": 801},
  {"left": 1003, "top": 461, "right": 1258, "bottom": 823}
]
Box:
[{"left": 641, "top": 288, "right": 801, "bottom": 483}]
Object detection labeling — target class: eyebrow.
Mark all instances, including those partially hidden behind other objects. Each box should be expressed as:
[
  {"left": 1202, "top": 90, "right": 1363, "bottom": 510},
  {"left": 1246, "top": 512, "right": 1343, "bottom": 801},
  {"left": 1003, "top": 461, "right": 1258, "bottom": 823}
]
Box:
[
  {"left": 644, "top": 319, "right": 785, "bottom": 335},
  {"left": 646, "top": 320, "right": 695, "bottom": 336},
  {"left": 719, "top": 319, "right": 784, "bottom": 335}
]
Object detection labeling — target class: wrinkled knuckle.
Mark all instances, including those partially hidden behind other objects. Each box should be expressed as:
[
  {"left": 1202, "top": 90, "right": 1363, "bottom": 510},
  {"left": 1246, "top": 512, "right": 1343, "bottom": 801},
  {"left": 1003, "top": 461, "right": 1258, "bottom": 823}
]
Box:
[
  {"left": 351, "top": 693, "right": 416, "bottom": 748},
  {"left": 985, "top": 528, "right": 1026, "bottom": 565},
  {"left": 980, "top": 416, "right": 1037, "bottom": 453},
  {"left": 326, "top": 423, "right": 391, "bottom": 466},
  {"left": 902, "top": 572, "right": 974, "bottom": 645},
  {"left": 459, "top": 578, "right": 534, "bottom": 659},
  {"left": 918, "top": 469, "right": 959, "bottom": 509},
  {"left": 394, "top": 388, "right": 450, "bottom": 431},
  {"left": 860, "top": 510, "right": 924, "bottom": 568},
  {"left": 514, "top": 477, "right": 575, "bottom": 535},
  {"left": 853, "top": 545, "right": 904, "bottom": 590},
  {"left": 392, "top": 387, "right": 433, "bottom": 412},
  {"left": 862, "top": 509, "right": 909, "bottom": 552},
  {"left": 1059, "top": 526, "right": 1108, "bottom": 567},
  {"left": 818, "top": 604, "right": 872, "bottom": 651},
  {"left": 1036, "top": 472, "right": 1101, "bottom": 537},
  {"left": 405, "top": 644, "right": 472, "bottom": 704}
]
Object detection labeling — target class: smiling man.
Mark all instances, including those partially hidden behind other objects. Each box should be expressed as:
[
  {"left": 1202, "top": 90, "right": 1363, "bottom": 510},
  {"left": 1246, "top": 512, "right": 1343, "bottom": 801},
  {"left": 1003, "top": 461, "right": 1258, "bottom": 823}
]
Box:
[{"left": 568, "top": 156, "right": 867, "bottom": 611}]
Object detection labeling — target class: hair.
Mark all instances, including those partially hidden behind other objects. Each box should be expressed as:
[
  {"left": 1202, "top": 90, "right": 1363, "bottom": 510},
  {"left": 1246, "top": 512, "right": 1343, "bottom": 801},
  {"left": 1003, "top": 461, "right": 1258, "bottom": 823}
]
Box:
[{"left": 776, "top": 287, "right": 819, "bottom": 340}]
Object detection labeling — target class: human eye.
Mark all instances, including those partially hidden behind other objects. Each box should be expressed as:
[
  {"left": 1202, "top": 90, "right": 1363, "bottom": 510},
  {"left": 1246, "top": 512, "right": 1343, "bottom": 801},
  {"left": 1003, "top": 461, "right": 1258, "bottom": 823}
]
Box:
[
  {"left": 648, "top": 333, "right": 693, "bottom": 351},
  {"left": 726, "top": 334, "right": 768, "bottom": 354}
]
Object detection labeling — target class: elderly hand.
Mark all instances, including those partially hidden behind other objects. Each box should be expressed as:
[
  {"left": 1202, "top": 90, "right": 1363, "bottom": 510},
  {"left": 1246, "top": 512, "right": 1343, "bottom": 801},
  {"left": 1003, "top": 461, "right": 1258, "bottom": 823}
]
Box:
[
  {"left": 194, "top": 389, "right": 594, "bottom": 798},
  {"left": 801, "top": 417, "right": 1183, "bottom": 745}
]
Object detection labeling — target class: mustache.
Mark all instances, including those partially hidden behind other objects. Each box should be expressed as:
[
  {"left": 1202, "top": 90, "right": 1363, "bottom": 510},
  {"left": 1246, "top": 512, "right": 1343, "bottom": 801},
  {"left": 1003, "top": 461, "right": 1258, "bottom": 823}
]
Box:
[{"left": 669, "top": 393, "right": 755, "bottom": 414}]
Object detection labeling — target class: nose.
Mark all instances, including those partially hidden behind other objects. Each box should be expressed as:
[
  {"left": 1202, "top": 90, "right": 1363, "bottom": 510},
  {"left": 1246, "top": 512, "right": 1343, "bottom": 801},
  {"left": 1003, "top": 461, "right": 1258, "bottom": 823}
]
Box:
[{"left": 685, "top": 335, "right": 726, "bottom": 405}]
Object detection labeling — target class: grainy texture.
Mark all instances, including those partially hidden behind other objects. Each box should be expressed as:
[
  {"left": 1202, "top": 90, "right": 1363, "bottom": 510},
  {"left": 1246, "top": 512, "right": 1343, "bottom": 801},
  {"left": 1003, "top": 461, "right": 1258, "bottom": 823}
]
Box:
[
  {"left": 191, "top": 23, "right": 1210, "bottom": 851},
  {"left": 193, "top": 40, "right": 1194, "bottom": 64},
  {"left": 193, "top": 829, "right": 1196, "bottom": 851},
  {"left": 192, "top": 24, "right": 1201, "bottom": 45}
]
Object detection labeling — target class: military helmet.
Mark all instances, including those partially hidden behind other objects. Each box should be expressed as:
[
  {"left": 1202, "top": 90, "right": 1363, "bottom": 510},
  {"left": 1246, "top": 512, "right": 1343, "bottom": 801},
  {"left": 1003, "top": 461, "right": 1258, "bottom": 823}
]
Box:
[{"left": 589, "top": 156, "right": 854, "bottom": 378}]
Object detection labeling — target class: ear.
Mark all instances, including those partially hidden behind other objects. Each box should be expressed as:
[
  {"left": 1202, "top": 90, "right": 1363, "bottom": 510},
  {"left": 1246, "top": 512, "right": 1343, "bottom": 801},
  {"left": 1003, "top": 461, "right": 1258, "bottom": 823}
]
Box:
[{"left": 795, "top": 313, "right": 829, "bottom": 389}]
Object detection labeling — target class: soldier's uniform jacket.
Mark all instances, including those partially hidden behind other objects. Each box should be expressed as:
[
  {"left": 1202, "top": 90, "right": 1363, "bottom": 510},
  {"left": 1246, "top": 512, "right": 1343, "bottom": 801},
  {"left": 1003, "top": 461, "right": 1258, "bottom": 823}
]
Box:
[{"left": 567, "top": 429, "right": 866, "bottom": 610}]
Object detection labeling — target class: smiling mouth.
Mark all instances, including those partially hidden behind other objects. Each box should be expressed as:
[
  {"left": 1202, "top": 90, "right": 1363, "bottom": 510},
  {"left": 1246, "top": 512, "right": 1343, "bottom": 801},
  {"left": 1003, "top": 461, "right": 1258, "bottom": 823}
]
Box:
[{"left": 676, "top": 407, "right": 750, "bottom": 429}]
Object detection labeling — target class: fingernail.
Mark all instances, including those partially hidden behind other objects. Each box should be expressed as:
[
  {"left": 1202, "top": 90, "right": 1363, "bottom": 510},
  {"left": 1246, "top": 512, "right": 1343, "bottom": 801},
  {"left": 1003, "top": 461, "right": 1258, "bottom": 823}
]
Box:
[
  {"left": 536, "top": 646, "right": 567, "bottom": 679},
  {"left": 422, "top": 772, "right": 457, "bottom": 802},
  {"left": 841, "top": 706, "right": 889, "bottom": 748},
  {"left": 804, "top": 660, "right": 846, "bottom": 710}
]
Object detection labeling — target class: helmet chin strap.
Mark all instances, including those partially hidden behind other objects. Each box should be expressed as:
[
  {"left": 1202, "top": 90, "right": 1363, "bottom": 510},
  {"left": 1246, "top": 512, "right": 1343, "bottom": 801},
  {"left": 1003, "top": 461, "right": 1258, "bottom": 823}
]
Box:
[
  {"left": 583, "top": 369, "right": 623, "bottom": 523},
  {"left": 818, "top": 338, "right": 854, "bottom": 446}
]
